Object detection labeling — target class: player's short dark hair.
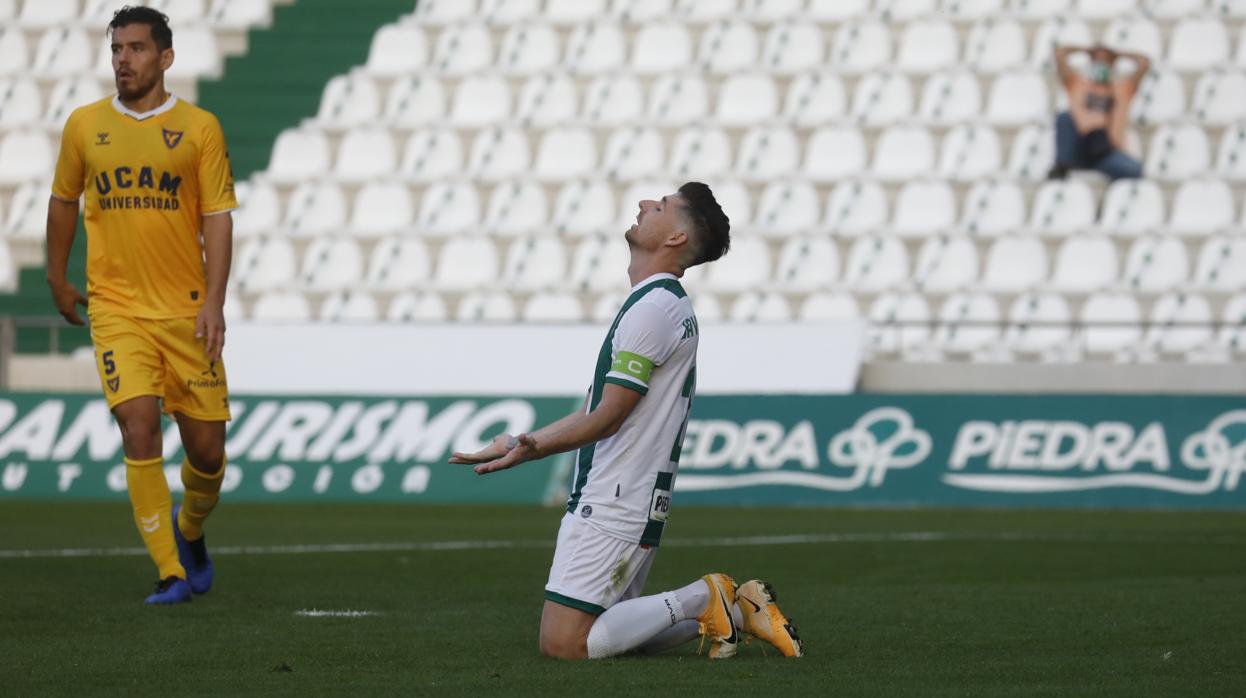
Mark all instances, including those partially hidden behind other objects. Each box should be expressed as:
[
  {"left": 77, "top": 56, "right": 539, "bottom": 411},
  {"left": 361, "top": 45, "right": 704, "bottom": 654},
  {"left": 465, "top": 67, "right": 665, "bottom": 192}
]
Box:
[
  {"left": 677, "top": 182, "right": 730, "bottom": 267},
  {"left": 109, "top": 5, "right": 173, "bottom": 51}
]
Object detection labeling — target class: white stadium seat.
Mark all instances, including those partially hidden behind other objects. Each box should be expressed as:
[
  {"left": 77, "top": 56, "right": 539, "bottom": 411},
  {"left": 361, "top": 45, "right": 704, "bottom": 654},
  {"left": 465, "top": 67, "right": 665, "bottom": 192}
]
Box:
[
  {"left": 897, "top": 19, "right": 958, "bottom": 75},
  {"left": 467, "top": 127, "right": 532, "bottom": 181},
  {"left": 1130, "top": 70, "right": 1187, "bottom": 126},
  {"left": 1145, "top": 124, "right": 1211, "bottom": 181},
  {"left": 233, "top": 180, "right": 280, "bottom": 238},
  {"left": 18, "top": 0, "right": 77, "bottom": 29},
  {"left": 366, "top": 238, "right": 432, "bottom": 291},
  {"left": 546, "top": 0, "right": 606, "bottom": 24},
  {"left": 783, "top": 71, "right": 845, "bottom": 126},
  {"left": 632, "top": 24, "right": 692, "bottom": 74},
  {"left": 412, "top": 0, "right": 478, "bottom": 24},
  {"left": 516, "top": 73, "right": 578, "bottom": 126},
  {"left": 0, "top": 77, "right": 40, "bottom": 128},
  {"left": 806, "top": 0, "right": 871, "bottom": 21},
  {"left": 959, "top": 179, "right": 1026, "bottom": 237},
  {"left": 650, "top": 75, "right": 710, "bottom": 125},
  {"left": 33, "top": 28, "right": 91, "bottom": 79},
  {"left": 1217, "top": 123, "right": 1246, "bottom": 179},
  {"left": 986, "top": 71, "right": 1049, "bottom": 126},
  {"left": 457, "top": 292, "right": 518, "bottom": 322},
  {"left": 1192, "top": 71, "right": 1246, "bottom": 126},
  {"left": 741, "top": 0, "right": 804, "bottom": 22},
  {"left": 699, "top": 21, "right": 760, "bottom": 75},
  {"left": 706, "top": 180, "right": 750, "bottom": 227},
  {"left": 523, "top": 292, "right": 585, "bottom": 322},
  {"left": 366, "top": 24, "right": 429, "bottom": 77},
  {"left": 387, "top": 291, "right": 448, "bottom": 322},
  {"left": 551, "top": 180, "right": 616, "bottom": 236},
  {"left": 825, "top": 180, "right": 888, "bottom": 237},
  {"left": 43, "top": 76, "right": 103, "bottom": 131},
  {"left": 570, "top": 237, "right": 631, "bottom": 292},
  {"left": 1150, "top": 0, "right": 1209, "bottom": 17},
  {"left": 252, "top": 292, "right": 312, "bottom": 322},
  {"left": 582, "top": 74, "right": 643, "bottom": 125},
  {"left": 267, "top": 129, "right": 331, "bottom": 185},
  {"left": 501, "top": 236, "right": 567, "bottom": 291},
  {"left": 1101, "top": 15, "right": 1162, "bottom": 61},
  {"left": 482, "top": 0, "right": 541, "bottom": 25},
  {"left": 611, "top": 0, "right": 672, "bottom": 23},
  {"left": 803, "top": 127, "right": 867, "bottom": 182},
  {"left": 867, "top": 292, "right": 931, "bottom": 355},
  {"left": 774, "top": 237, "right": 840, "bottom": 291},
  {"left": 704, "top": 238, "right": 770, "bottom": 292},
  {"left": 482, "top": 180, "right": 548, "bottom": 237},
  {"left": 320, "top": 291, "right": 380, "bottom": 322},
  {"left": 843, "top": 237, "right": 910, "bottom": 291},
  {"left": 919, "top": 72, "right": 983, "bottom": 126},
  {"left": 432, "top": 23, "right": 493, "bottom": 75},
  {"left": 496, "top": 23, "right": 561, "bottom": 75},
  {"left": 4, "top": 181, "right": 50, "bottom": 239},
  {"left": 872, "top": 126, "right": 935, "bottom": 181},
  {"left": 1122, "top": 236, "right": 1189, "bottom": 292},
  {"left": 980, "top": 237, "right": 1049, "bottom": 293},
  {"left": 349, "top": 182, "right": 415, "bottom": 238},
  {"left": 1051, "top": 237, "right": 1118, "bottom": 292},
  {"left": 602, "top": 127, "right": 665, "bottom": 180},
  {"left": 891, "top": 181, "right": 956, "bottom": 238},
  {"left": 876, "top": 0, "right": 938, "bottom": 21},
  {"left": 830, "top": 20, "right": 892, "bottom": 74},
  {"left": 938, "top": 125, "right": 1002, "bottom": 181},
  {"left": 716, "top": 73, "right": 776, "bottom": 126},
  {"left": 760, "top": 21, "right": 823, "bottom": 75},
  {"left": 564, "top": 21, "right": 626, "bottom": 74},
  {"left": 935, "top": 293, "right": 1002, "bottom": 355},
  {"left": 1192, "top": 236, "right": 1246, "bottom": 291},
  {"left": 729, "top": 292, "right": 793, "bottom": 322},
  {"left": 1005, "top": 292, "right": 1073, "bottom": 356},
  {"left": 234, "top": 237, "right": 296, "bottom": 293},
  {"left": 913, "top": 236, "right": 979, "bottom": 292},
  {"left": 1168, "top": 178, "right": 1235, "bottom": 235},
  {"left": 799, "top": 292, "right": 860, "bottom": 321},
  {"left": 0, "top": 238, "right": 12, "bottom": 292},
  {"left": 434, "top": 238, "right": 500, "bottom": 292},
  {"left": 416, "top": 182, "right": 481, "bottom": 236},
  {"left": 534, "top": 127, "right": 597, "bottom": 181},
  {"left": 335, "top": 128, "right": 397, "bottom": 182},
  {"left": 1218, "top": 294, "right": 1246, "bottom": 354},
  {"left": 964, "top": 20, "right": 1026, "bottom": 74},
  {"left": 753, "top": 180, "right": 820, "bottom": 236},
  {"left": 1007, "top": 124, "right": 1055, "bottom": 181},
  {"left": 849, "top": 72, "right": 912, "bottom": 126},
  {"left": 669, "top": 127, "right": 733, "bottom": 180},
  {"left": 384, "top": 76, "right": 446, "bottom": 127},
  {"left": 300, "top": 238, "right": 364, "bottom": 292},
  {"left": 736, "top": 126, "right": 800, "bottom": 181},
  {"left": 0, "top": 26, "right": 30, "bottom": 76},
  {"left": 1168, "top": 18, "right": 1229, "bottom": 72},
  {"left": 163, "top": 26, "right": 222, "bottom": 80},
  {"left": 1080, "top": 292, "right": 1142, "bottom": 357},
  {"left": 209, "top": 0, "right": 275, "bottom": 30},
  {"left": 1029, "top": 180, "right": 1096, "bottom": 236},
  {"left": 1030, "top": 18, "right": 1093, "bottom": 70},
  {"left": 400, "top": 129, "right": 464, "bottom": 182},
  {"left": 0, "top": 130, "right": 52, "bottom": 185},
  {"left": 1145, "top": 293, "right": 1213, "bottom": 356},
  {"left": 449, "top": 75, "right": 512, "bottom": 127},
  {"left": 1076, "top": 0, "right": 1136, "bottom": 17},
  {"left": 1097, "top": 179, "right": 1165, "bottom": 237},
  {"left": 283, "top": 182, "right": 347, "bottom": 238}
]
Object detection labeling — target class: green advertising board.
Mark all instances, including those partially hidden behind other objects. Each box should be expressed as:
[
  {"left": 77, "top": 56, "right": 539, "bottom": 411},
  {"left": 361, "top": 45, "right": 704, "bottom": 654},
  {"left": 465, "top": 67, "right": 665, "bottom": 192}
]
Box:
[{"left": 0, "top": 393, "right": 1243, "bottom": 509}]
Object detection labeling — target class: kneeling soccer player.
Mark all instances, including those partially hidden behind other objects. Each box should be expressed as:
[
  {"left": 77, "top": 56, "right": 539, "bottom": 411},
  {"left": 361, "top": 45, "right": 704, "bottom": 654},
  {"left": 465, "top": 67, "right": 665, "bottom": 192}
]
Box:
[{"left": 451, "top": 183, "right": 803, "bottom": 659}]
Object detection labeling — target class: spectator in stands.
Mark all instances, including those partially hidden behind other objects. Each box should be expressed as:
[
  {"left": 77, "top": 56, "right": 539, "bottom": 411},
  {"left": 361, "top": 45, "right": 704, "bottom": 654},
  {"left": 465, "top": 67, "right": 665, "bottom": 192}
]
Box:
[{"left": 1049, "top": 44, "right": 1150, "bottom": 181}]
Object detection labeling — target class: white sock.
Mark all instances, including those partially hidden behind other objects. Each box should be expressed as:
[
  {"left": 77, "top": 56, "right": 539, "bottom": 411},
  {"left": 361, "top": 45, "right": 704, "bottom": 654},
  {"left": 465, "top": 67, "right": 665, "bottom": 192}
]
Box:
[
  {"left": 634, "top": 620, "right": 701, "bottom": 654},
  {"left": 732, "top": 602, "right": 744, "bottom": 629},
  {"left": 586, "top": 579, "right": 710, "bottom": 659}
]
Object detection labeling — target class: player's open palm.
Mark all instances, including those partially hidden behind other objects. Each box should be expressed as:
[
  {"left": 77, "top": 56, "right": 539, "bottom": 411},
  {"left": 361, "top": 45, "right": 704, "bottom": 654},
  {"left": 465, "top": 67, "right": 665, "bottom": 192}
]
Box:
[
  {"left": 449, "top": 433, "right": 517, "bottom": 465},
  {"left": 49, "top": 279, "right": 87, "bottom": 326},
  {"left": 196, "top": 303, "right": 226, "bottom": 362}
]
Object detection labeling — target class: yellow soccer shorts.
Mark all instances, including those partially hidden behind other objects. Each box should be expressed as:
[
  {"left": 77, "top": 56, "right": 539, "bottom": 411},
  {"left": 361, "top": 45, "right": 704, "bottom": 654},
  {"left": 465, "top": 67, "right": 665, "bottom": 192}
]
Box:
[{"left": 90, "top": 313, "right": 232, "bottom": 421}]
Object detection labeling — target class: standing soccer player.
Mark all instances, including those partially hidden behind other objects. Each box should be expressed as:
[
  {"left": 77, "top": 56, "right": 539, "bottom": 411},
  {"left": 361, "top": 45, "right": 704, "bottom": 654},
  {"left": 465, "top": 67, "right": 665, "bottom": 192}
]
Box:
[
  {"left": 46, "top": 6, "right": 236, "bottom": 605},
  {"left": 451, "top": 183, "right": 803, "bottom": 659}
]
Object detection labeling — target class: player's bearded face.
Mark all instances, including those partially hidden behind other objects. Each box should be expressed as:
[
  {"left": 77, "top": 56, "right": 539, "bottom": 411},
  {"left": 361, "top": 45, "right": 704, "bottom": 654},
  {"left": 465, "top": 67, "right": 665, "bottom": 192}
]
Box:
[{"left": 111, "top": 24, "right": 172, "bottom": 100}]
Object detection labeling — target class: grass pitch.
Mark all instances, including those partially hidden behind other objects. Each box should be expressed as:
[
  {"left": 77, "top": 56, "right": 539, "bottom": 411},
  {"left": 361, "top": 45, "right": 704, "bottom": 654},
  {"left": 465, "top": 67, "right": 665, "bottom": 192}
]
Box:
[{"left": 1, "top": 502, "right": 1243, "bottom": 696}]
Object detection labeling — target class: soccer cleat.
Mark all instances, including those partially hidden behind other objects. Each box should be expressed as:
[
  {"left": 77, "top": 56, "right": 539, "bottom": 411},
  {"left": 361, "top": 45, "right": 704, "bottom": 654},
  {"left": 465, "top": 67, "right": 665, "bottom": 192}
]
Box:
[
  {"left": 696, "top": 573, "right": 739, "bottom": 659},
  {"left": 144, "top": 576, "right": 192, "bottom": 605},
  {"left": 736, "top": 579, "right": 803, "bottom": 657},
  {"left": 172, "top": 504, "right": 214, "bottom": 594}
]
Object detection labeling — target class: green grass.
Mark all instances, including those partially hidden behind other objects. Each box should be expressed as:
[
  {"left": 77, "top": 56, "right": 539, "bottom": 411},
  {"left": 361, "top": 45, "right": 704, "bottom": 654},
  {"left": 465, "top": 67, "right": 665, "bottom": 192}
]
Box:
[{"left": 1, "top": 503, "right": 1243, "bottom": 696}]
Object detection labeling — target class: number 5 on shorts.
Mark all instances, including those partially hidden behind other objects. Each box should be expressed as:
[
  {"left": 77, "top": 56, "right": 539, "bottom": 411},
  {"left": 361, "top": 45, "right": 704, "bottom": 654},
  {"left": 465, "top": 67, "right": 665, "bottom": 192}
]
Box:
[{"left": 102, "top": 350, "right": 117, "bottom": 375}]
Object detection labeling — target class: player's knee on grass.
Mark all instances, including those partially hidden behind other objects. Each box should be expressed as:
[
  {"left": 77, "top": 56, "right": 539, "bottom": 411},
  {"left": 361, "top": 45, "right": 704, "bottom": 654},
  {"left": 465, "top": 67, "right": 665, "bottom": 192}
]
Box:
[{"left": 539, "top": 602, "right": 594, "bottom": 659}]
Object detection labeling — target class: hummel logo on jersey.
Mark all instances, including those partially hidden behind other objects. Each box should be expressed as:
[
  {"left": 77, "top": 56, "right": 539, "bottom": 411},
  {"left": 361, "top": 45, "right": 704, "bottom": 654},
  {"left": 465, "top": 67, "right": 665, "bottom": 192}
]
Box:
[
  {"left": 139, "top": 514, "right": 160, "bottom": 533},
  {"left": 162, "top": 128, "right": 184, "bottom": 149},
  {"left": 95, "top": 132, "right": 111, "bottom": 146},
  {"left": 107, "top": 377, "right": 120, "bottom": 392}
]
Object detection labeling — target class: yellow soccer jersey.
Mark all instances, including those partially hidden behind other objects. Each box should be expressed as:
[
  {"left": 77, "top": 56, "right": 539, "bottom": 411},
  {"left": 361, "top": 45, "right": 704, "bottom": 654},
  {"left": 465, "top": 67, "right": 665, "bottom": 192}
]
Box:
[{"left": 52, "top": 95, "right": 237, "bottom": 319}]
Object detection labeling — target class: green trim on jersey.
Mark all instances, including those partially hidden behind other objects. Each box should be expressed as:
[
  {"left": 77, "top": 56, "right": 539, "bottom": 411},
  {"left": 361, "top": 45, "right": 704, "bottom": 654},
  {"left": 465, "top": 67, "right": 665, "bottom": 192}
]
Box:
[
  {"left": 544, "top": 590, "right": 606, "bottom": 616},
  {"left": 604, "top": 376, "right": 647, "bottom": 395},
  {"left": 566, "top": 278, "right": 687, "bottom": 513},
  {"left": 639, "top": 470, "right": 675, "bottom": 547}
]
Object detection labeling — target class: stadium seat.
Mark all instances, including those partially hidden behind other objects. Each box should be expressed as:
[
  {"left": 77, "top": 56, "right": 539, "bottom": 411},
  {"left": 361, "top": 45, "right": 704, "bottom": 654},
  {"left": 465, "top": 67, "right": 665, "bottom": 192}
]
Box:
[
  {"left": 516, "top": 73, "right": 578, "bottom": 126},
  {"left": 872, "top": 126, "right": 935, "bottom": 181},
  {"left": 753, "top": 180, "right": 820, "bottom": 236},
  {"left": 704, "top": 237, "right": 770, "bottom": 292},
  {"left": 0, "top": 77, "right": 39, "bottom": 128},
  {"left": 913, "top": 236, "right": 979, "bottom": 292},
  {"left": 736, "top": 126, "right": 800, "bottom": 181},
  {"left": 570, "top": 236, "right": 631, "bottom": 292},
  {"left": 867, "top": 292, "right": 931, "bottom": 355},
  {"left": 897, "top": 19, "right": 958, "bottom": 75},
  {"left": 267, "top": 128, "right": 331, "bottom": 185},
  {"left": 1167, "top": 18, "right": 1229, "bottom": 71},
  {"left": 400, "top": 128, "right": 464, "bottom": 182},
  {"left": 1214, "top": 122, "right": 1246, "bottom": 180},
  {"left": 1144, "top": 0, "right": 1204, "bottom": 17},
  {"left": 582, "top": 74, "right": 643, "bottom": 125},
  {"left": 234, "top": 237, "right": 296, "bottom": 293},
  {"left": 1122, "top": 236, "right": 1189, "bottom": 292},
  {"left": 1080, "top": 292, "right": 1143, "bottom": 357},
  {"left": 649, "top": 74, "right": 710, "bottom": 126},
  {"left": 774, "top": 237, "right": 840, "bottom": 291},
  {"left": 1051, "top": 236, "right": 1118, "bottom": 292},
  {"left": 1007, "top": 124, "right": 1055, "bottom": 181},
  {"left": 432, "top": 23, "right": 493, "bottom": 75},
  {"left": 449, "top": 75, "right": 512, "bottom": 128},
  {"left": 348, "top": 181, "right": 415, "bottom": 238},
  {"left": 876, "top": 0, "right": 938, "bottom": 21},
  {"left": 1030, "top": 18, "right": 1093, "bottom": 70},
  {"left": 546, "top": 0, "right": 606, "bottom": 24},
  {"left": 830, "top": 20, "right": 892, "bottom": 74},
  {"left": 366, "top": 238, "right": 432, "bottom": 291},
  {"left": 980, "top": 236, "right": 1049, "bottom": 293},
  {"left": 457, "top": 292, "right": 519, "bottom": 321},
  {"left": 319, "top": 290, "right": 380, "bottom": 322},
  {"left": 384, "top": 76, "right": 446, "bottom": 128},
  {"left": 783, "top": 71, "right": 845, "bottom": 126},
  {"left": 1130, "top": 70, "right": 1187, "bottom": 126},
  {"left": 760, "top": 21, "right": 823, "bottom": 75},
  {"left": 1097, "top": 178, "right": 1165, "bottom": 237},
  {"left": 467, "top": 127, "right": 532, "bottom": 181},
  {"left": 943, "top": 0, "right": 1007, "bottom": 21},
  {"left": 934, "top": 292, "right": 1002, "bottom": 355},
  {"left": 805, "top": 0, "right": 871, "bottom": 21},
  {"left": 1005, "top": 292, "right": 1073, "bottom": 356},
  {"left": 632, "top": 24, "right": 692, "bottom": 74},
  {"left": 938, "top": 124, "right": 1002, "bottom": 181},
  {"left": 412, "top": 0, "right": 479, "bottom": 23},
  {"left": 689, "top": 292, "right": 724, "bottom": 322},
  {"left": 416, "top": 181, "right": 482, "bottom": 236},
  {"left": 480, "top": 0, "right": 542, "bottom": 24},
  {"left": 551, "top": 180, "right": 615, "bottom": 236},
  {"left": 803, "top": 127, "right": 867, "bottom": 182},
  {"left": 602, "top": 127, "right": 664, "bottom": 180},
  {"left": 0, "top": 130, "right": 52, "bottom": 184},
  {"left": 1145, "top": 123, "right": 1211, "bottom": 181},
  {"left": 434, "top": 237, "right": 500, "bottom": 292},
  {"left": 1191, "top": 236, "right": 1246, "bottom": 291},
  {"left": 43, "top": 76, "right": 104, "bottom": 130},
  {"left": 1145, "top": 292, "right": 1213, "bottom": 355},
  {"left": 1217, "top": 294, "right": 1246, "bottom": 354},
  {"left": 482, "top": 180, "right": 548, "bottom": 237},
  {"left": 251, "top": 291, "right": 312, "bottom": 322},
  {"left": 4, "top": 180, "right": 48, "bottom": 239},
  {"left": 387, "top": 291, "right": 448, "bottom": 322},
  {"left": 1101, "top": 16, "right": 1162, "bottom": 63},
  {"left": 501, "top": 236, "right": 567, "bottom": 291},
  {"left": 496, "top": 23, "right": 560, "bottom": 75},
  {"left": 233, "top": 180, "right": 280, "bottom": 238},
  {"left": 716, "top": 73, "right": 776, "bottom": 126},
  {"left": 1192, "top": 71, "right": 1246, "bottom": 125},
  {"left": 18, "top": 0, "right": 77, "bottom": 29},
  {"left": 611, "top": 0, "right": 672, "bottom": 23},
  {"left": 300, "top": 238, "right": 365, "bottom": 292},
  {"left": 0, "top": 26, "right": 29, "bottom": 76},
  {"left": 964, "top": 20, "right": 1026, "bottom": 74},
  {"left": 564, "top": 21, "right": 626, "bottom": 74},
  {"left": 843, "top": 237, "right": 910, "bottom": 291},
  {"left": 958, "top": 179, "right": 1026, "bottom": 237},
  {"left": 729, "top": 292, "right": 793, "bottom": 322},
  {"left": 33, "top": 28, "right": 92, "bottom": 79},
  {"left": 208, "top": 0, "right": 274, "bottom": 30},
  {"left": 825, "top": 180, "right": 888, "bottom": 237},
  {"left": 669, "top": 127, "right": 733, "bottom": 180},
  {"left": 283, "top": 181, "right": 347, "bottom": 237},
  {"left": 741, "top": 0, "right": 804, "bottom": 22},
  {"left": 0, "top": 239, "right": 13, "bottom": 292},
  {"left": 533, "top": 127, "right": 597, "bottom": 181},
  {"left": 849, "top": 72, "right": 912, "bottom": 126},
  {"left": 986, "top": 71, "right": 1049, "bottom": 126},
  {"left": 365, "top": 24, "right": 429, "bottom": 77},
  {"left": 699, "top": 20, "right": 760, "bottom": 75},
  {"left": 799, "top": 292, "right": 860, "bottom": 321},
  {"left": 523, "top": 292, "right": 586, "bottom": 321},
  {"left": 1029, "top": 180, "right": 1096, "bottom": 236},
  {"left": 1168, "top": 178, "right": 1235, "bottom": 235},
  {"left": 705, "top": 180, "right": 750, "bottom": 227},
  {"left": 335, "top": 128, "right": 397, "bottom": 182},
  {"left": 891, "top": 181, "right": 956, "bottom": 238},
  {"left": 918, "top": 71, "right": 983, "bottom": 126},
  {"left": 1221, "top": 0, "right": 1246, "bottom": 19}
]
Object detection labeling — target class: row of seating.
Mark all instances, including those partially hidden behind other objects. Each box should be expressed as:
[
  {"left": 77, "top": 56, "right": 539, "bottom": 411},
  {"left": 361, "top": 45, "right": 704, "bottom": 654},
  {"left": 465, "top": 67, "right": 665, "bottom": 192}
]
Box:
[
  {"left": 228, "top": 233, "right": 1246, "bottom": 294},
  {"left": 2, "top": 0, "right": 273, "bottom": 30},
  {"left": 360, "top": 15, "right": 1246, "bottom": 78},
  {"left": 0, "top": 24, "right": 225, "bottom": 81}
]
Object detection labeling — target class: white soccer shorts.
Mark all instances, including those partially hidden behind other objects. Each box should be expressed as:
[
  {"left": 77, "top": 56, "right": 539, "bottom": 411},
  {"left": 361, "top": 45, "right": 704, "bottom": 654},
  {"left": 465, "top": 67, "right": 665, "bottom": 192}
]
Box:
[{"left": 544, "top": 512, "right": 656, "bottom": 616}]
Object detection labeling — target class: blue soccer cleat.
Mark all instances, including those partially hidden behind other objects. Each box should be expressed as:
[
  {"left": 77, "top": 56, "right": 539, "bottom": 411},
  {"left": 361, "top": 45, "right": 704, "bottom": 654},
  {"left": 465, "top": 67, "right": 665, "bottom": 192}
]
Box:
[
  {"left": 172, "top": 504, "right": 214, "bottom": 595},
  {"left": 145, "top": 576, "right": 192, "bottom": 605}
]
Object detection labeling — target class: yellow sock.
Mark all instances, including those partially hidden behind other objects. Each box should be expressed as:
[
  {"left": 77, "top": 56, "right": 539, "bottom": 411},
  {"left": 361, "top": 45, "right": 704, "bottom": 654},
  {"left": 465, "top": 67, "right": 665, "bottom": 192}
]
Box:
[
  {"left": 178, "top": 458, "right": 225, "bottom": 541},
  {"left": 125, "top": 456, "right": 185, "bottom": 581}
]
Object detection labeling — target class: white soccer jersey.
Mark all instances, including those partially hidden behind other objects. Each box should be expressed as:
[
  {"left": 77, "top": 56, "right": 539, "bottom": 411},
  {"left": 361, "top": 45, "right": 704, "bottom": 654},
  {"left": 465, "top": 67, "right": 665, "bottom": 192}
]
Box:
[{"left": 566, "top": 272, "right": 699, "bottom": 546}]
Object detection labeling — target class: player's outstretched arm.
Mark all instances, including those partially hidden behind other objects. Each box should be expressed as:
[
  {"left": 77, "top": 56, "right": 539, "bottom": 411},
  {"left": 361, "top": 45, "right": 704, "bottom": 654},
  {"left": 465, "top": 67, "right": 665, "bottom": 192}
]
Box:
[
  {"left": 198, "top": 212, "right": 233, "bottom": 361},
  {"left": 45, "top": 196, "right": 87, "bottom": 326},
  {"left": 451, "top": 385, "right": 642, "bottom": 475}
]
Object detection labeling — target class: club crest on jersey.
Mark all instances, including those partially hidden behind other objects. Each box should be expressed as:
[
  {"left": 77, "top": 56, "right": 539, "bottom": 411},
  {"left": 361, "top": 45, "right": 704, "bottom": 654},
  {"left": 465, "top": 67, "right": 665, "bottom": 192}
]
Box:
[
  {"left": 107, "top": 377, "right": 120, "bottom": 392},
  {"left": 162, "top": 128, "right": 184, "bottom": 149}
]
